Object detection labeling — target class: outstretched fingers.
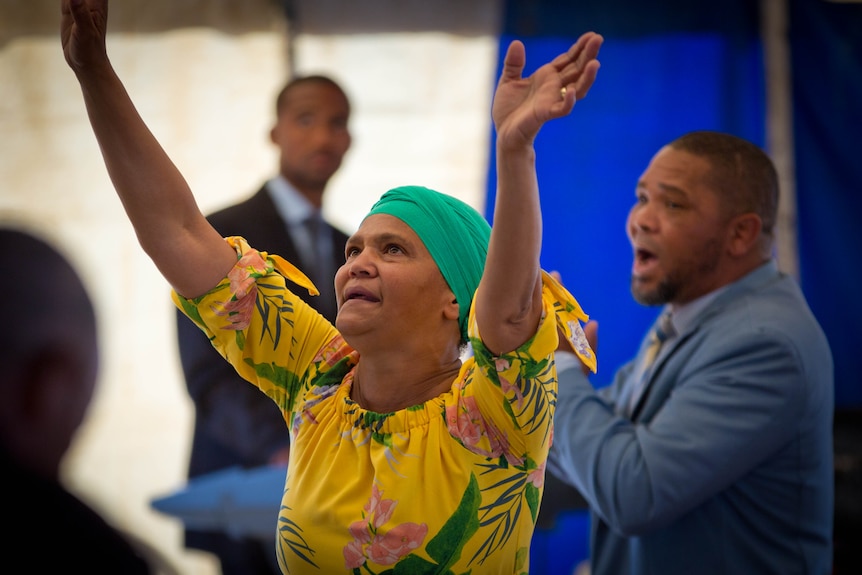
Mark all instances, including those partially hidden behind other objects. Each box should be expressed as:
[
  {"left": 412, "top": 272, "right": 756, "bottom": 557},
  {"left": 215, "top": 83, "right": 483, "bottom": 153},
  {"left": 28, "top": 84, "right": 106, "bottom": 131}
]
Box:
[
  {"left": 492, "top": 33, "right": 602, "bottom": 144},
  {"left": 555, "top": 32, "right": 604, "bottom": 101}
]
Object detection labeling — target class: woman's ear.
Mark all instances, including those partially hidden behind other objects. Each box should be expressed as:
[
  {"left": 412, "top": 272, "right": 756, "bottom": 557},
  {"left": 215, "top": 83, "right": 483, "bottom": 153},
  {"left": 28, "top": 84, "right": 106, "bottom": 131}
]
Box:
[{"left": 443, "top": 296, "right": 460, "bottom": 322}]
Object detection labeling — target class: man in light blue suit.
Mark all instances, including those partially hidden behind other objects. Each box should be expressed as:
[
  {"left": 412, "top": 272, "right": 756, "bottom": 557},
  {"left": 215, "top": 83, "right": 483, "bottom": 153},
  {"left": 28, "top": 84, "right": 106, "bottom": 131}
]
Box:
[{"left": 548, "top": 131, "right": 834, "bottom": 575}]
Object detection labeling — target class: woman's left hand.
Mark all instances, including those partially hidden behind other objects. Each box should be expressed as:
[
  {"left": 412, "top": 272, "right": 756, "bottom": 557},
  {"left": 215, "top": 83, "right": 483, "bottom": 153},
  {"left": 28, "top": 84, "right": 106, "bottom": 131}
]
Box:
[{"left": 492, "top": 32, "right": 603, "bottom": 148}]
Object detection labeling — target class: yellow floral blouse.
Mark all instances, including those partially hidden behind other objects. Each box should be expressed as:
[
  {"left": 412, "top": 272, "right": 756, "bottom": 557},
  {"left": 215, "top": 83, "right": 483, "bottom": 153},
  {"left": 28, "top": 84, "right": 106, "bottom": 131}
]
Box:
[{"left": 173, "top": 237, "right": 595, "bottom": 575}]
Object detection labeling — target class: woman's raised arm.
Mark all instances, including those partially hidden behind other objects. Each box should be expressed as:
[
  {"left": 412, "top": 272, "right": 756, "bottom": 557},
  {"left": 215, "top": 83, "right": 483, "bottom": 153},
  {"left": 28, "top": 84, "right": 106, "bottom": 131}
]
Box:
[
  {"left": 476, "top": 33, "right": 602, "bottom": 355},
  {"left": 62, "top": 0, "right": 236, "bottom": 297}
]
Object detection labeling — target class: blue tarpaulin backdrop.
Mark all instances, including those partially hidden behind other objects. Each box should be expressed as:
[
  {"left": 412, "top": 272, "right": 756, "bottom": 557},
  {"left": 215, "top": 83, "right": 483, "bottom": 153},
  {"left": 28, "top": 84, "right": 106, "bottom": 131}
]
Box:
[
  {"left": 790, "top": 0, "right": 862, "bottom": 410},
  {"left": 488, "top": 2, "right": 862, "bottom": 572},
  {"left": 487, "top": 0, "right": 860, "bottom": 408}
]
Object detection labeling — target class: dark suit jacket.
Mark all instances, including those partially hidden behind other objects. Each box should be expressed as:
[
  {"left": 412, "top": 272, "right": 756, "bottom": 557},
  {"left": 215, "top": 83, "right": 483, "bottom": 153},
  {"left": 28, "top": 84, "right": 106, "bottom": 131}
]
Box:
[
  {"left": 175, "top": 185, "right": 348, "bottom": 550},
  {"left": 4, "top": 449, "right": 153, "bottom": 573}
]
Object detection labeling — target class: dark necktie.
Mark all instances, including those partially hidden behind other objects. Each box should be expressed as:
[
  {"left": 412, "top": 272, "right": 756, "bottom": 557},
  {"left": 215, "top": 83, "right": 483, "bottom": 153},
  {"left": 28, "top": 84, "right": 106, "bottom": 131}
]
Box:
[
  {"left": 304, "top": 213, "right": 322, "bottom": 277},
  {"left": 627, "top": 311, "right": 675, "bottom": 414},
  {"left": 304, "top": 213, "right": 334, "bottom": 312}
]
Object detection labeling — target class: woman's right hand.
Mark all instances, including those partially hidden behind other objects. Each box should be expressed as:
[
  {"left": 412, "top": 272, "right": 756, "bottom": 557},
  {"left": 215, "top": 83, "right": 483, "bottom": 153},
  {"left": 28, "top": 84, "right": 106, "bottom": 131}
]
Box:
[{"left": 61, "top": 0, "right": 110, "bottom": 77}]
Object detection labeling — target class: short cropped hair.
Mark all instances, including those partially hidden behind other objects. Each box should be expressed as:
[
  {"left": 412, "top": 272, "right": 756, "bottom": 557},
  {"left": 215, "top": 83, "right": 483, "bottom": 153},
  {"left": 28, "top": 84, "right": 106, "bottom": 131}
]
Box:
[
  {"left": 670, "top": 131, "right": 779, "bottom": 238},
  {"left": 275, "top": 75, "right": 351, "bottom": 117},
  {"left": 0, "top": 227, "right": 97, "bottom": 362}
]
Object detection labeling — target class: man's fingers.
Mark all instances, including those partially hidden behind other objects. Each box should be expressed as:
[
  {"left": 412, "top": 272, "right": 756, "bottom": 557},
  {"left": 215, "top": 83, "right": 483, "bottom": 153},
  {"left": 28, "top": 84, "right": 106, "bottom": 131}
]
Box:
[
  {"left": 580, "top": 320, "right": 599, "bottom": 376},
  {"left": 584, "top": 320, "right": 598, "bottom": 351}
]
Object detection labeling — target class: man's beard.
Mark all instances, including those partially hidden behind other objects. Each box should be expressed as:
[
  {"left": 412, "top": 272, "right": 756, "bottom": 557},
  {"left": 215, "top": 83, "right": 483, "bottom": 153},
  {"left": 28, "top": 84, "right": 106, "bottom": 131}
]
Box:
[
  {"left": 630, "top": 237, "right": 722, "bottom": 306},
  {"left": 631, "top": 276, "right": 675, "bottom": 306}
]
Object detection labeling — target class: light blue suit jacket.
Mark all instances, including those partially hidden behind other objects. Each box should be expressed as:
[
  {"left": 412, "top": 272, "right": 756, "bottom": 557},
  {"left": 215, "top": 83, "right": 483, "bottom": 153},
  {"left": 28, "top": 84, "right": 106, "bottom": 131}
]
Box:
[{"left": 548, "top": 260, "right": 834, "bottom": 574}]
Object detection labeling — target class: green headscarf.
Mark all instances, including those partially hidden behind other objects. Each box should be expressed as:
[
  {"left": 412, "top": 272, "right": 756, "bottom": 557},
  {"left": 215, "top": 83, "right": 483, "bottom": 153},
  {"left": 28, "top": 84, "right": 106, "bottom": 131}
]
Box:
[{"left": 365, "top": 185, "right": 491, "bottom": 342}]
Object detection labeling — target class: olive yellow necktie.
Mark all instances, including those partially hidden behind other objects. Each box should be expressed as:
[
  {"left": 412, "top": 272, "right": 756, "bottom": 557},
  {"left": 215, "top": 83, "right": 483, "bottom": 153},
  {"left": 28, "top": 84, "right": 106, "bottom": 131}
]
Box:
[{"left": 627, "top": 311, "right": 675, "bottom": 414}]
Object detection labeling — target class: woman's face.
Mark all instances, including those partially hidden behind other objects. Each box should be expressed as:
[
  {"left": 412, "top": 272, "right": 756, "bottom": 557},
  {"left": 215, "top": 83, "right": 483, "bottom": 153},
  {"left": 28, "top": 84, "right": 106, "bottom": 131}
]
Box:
[{"left": 334, "top": 214, "right": 458, "bottom": 351}]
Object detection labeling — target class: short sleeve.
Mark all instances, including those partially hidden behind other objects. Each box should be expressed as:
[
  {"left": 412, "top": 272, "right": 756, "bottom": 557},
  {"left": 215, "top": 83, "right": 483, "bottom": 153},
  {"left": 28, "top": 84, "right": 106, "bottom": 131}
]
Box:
[
  {"left": 172, "top": 236, "right": 340, "bottom": 415},
  {"left": 462, "top": 271, "right": 595, "bottom": 464}
]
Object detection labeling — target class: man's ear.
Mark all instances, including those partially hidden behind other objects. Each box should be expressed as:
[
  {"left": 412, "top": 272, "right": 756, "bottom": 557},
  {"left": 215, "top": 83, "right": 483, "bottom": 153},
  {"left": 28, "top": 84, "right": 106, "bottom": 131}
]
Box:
[
  {"left": 21, "top": 348, "right": 91, "bottom": 424},
  {"left": 727, "top": 213, "right": 763, "bottom": 257}
]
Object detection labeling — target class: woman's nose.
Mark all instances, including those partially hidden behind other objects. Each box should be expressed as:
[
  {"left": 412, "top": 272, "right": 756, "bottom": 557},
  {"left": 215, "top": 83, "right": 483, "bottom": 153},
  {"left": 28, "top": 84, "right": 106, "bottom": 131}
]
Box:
[{"left": 347, "top": 250, "right": 374, "bottom": 277}]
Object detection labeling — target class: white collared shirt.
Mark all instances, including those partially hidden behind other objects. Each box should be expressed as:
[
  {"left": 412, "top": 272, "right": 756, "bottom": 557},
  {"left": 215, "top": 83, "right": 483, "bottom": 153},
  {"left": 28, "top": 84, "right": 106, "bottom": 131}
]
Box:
[{"left": 265, "top": 175, "right": 332, "bottom": 270}]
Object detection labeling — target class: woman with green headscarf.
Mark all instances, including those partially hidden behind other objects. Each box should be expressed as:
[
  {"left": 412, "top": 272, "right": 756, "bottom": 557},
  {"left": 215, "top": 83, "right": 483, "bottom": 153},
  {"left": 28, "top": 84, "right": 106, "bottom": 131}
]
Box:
[{"left": 62, "top": 2, "right": 601, "bottom": 571}]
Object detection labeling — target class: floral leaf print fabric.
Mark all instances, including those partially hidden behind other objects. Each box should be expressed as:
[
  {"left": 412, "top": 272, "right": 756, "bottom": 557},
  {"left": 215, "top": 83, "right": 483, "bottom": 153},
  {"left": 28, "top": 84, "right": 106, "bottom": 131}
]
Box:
[
  {"left": 343, "top": 483, "right": 430, "bottom": 570},
  {"left": 173, "top": 237, "right": 594, "bottom": 574},
  {"left": 344, "top": 476, "right": 481, "bottom": 574}
]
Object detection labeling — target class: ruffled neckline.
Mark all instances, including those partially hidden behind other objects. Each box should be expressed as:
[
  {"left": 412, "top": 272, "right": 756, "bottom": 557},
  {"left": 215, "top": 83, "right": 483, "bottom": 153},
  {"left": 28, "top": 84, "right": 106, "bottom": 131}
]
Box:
[{"left": 334, "top": 367, "right": 460, "bottom": 434}]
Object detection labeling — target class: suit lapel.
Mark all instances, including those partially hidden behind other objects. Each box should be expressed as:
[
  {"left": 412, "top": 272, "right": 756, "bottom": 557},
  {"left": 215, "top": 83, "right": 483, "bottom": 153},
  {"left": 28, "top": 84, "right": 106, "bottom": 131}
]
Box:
[{"left": 629, "top": 262, "right": 782, "bottom": 419}]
